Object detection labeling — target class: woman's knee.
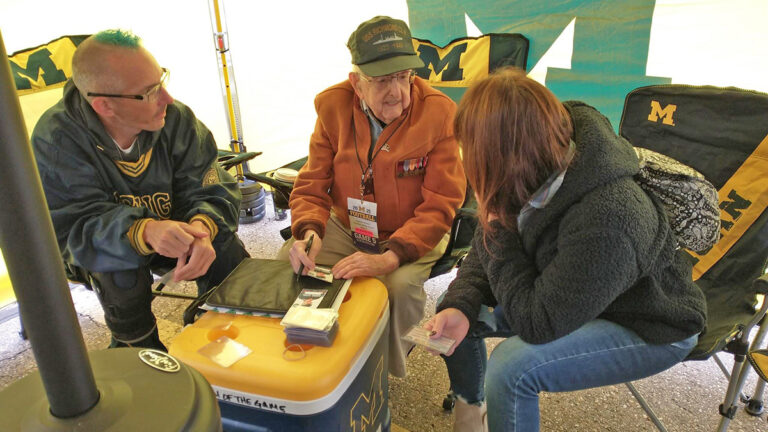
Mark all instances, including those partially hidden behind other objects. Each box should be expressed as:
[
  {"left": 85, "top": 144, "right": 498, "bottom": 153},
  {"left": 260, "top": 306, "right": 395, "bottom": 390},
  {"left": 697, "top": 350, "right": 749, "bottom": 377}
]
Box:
[{"left": 486, "top": 337, "right": 541, "bottom": 394}]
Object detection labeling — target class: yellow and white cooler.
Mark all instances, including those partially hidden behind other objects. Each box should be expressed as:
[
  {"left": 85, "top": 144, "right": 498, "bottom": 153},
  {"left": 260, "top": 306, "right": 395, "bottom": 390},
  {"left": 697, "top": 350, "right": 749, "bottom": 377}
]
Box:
[{"left": 169, "top": 276, "right": 390, "bottom": 432}]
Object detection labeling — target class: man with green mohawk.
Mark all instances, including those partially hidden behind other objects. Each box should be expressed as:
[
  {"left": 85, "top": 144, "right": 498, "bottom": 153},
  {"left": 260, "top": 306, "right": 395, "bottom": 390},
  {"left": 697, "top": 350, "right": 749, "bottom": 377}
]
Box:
[{"left": 31, "top": 29, "right": 249, "bottom": 351}]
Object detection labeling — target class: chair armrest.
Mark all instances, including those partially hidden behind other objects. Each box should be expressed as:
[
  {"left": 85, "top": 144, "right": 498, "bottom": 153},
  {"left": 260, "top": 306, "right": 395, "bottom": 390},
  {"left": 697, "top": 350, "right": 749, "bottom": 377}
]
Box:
[
  {"left": 449, "top": 208, "right": 478, "bottom": 252},
  {"left": 280, "top": 225, "right": 293, "bottom": 241},
  {"left": 428, "top": 207, "right": 478, "bottom": 279},
  {"left": 217, "top": 150, "right": 262, "bottom": 171},
  {"left": 244, "top": 171, "right": 285, "bottom": 190},
  {"left": 753, "top": 271, "right": 768, "bottom": 295}
]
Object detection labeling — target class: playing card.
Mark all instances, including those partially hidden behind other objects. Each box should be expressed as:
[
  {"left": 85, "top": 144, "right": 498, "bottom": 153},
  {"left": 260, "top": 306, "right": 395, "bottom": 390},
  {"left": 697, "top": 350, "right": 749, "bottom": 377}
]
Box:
[
  {"left": 401, "top": 325, "right": 456, "bottom": 355},
  {"left": 307, "top": 265, "right": 333, "bottom": 283}
]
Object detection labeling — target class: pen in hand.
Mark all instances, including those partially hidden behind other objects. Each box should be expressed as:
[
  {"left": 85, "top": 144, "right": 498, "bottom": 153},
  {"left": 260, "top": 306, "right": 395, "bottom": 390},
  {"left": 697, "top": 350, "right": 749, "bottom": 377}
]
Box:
[{"left": 296, "top": 233, "right": 315, "bottom": 282}]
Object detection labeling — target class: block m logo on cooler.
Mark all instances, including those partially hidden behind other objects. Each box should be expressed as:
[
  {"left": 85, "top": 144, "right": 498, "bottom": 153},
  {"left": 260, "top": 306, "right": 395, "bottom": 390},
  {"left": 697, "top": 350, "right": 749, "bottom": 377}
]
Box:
[
  {"left": 647, "top": 100, "right": 677, "bottom": 125},
  {"left": 349, "top": 357, "right": 385, "bottom": 432}
]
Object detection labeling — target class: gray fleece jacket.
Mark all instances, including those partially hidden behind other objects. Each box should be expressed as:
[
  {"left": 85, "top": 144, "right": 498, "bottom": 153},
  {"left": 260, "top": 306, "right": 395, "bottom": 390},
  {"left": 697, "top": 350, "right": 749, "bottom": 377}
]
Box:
[{"left": 438, "top": 101, "right": 706, "bottom": 345}]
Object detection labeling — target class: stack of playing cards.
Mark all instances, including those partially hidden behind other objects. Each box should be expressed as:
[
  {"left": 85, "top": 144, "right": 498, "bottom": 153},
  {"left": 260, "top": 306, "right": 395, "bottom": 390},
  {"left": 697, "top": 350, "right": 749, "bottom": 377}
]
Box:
[
  {"left": 281, "top": 293, "right": 340, "bottom": 347},
  {"left": 280, "top": 274, "right": 352, "bottom": 347},
  {"left": 283, "top": 320, "right": 340, "bottom": 347}
]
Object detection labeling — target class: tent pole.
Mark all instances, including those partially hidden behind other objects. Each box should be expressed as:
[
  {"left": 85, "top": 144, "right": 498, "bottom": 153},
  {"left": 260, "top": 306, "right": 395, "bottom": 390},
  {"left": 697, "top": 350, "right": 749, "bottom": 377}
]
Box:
[
  {"left": 0, "top": 30, "right": 99, "bottom": 418},
  {"left": 209, "top": 0, "right": 250, "bottom": 179}
]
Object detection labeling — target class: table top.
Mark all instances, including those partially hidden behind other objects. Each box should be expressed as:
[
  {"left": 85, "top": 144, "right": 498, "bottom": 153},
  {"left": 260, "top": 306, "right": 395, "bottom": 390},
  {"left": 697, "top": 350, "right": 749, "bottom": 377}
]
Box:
[{"left": 169, "top": 276, "right": 389, "bottom": 401}]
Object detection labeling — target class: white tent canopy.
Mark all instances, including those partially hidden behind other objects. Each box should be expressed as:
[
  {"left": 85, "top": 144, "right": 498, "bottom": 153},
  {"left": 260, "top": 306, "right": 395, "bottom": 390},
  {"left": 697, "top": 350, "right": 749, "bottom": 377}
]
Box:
[
  {"left": 2, "top": 1, "right": 410, "bottom": 172},
  {"left": 2, "top": 0, "right": 766, "bottom": 173}
]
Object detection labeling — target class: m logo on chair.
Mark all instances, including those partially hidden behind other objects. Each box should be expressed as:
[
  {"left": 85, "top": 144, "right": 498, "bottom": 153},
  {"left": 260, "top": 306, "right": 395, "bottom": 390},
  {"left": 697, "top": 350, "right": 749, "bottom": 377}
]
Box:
[{"left": 647, "top": 100, "right": 677, "bottom": 125}]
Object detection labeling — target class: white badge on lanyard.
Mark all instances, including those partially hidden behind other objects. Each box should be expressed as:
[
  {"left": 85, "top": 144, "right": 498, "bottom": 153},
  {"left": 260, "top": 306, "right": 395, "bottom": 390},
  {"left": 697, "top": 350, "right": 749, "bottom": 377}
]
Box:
[{"left": 347, "top": 197, "right": 379, "bottom": 253}]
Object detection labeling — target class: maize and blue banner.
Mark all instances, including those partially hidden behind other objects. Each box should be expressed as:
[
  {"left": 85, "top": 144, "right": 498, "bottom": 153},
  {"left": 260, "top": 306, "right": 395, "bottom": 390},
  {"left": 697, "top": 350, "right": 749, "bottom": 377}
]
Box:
[
  {"left": 8, "top": 35, "right": 87, "bottom": 95},
  {"left": 412, "top": 33, "right": 529, "bottom": 101}
]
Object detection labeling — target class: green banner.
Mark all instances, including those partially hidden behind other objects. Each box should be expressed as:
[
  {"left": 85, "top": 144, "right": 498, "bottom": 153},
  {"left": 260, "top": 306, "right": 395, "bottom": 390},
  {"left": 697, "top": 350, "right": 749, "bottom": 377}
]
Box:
[{"left": 407, "top": 0, "right": 670, "bottom": 129}]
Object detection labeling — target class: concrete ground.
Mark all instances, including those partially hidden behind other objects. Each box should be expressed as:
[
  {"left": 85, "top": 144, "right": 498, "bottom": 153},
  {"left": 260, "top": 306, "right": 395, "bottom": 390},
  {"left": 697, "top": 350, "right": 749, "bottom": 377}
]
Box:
[{"left": 1, "top": 193, "right": 766, "bottom": 431}]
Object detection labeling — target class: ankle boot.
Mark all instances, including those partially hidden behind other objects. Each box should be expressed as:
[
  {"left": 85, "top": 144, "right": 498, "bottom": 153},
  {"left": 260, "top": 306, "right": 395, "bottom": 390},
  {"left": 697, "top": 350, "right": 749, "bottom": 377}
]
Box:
[{"left": 454, "top": 399, "right": 488, "bottom": 432}]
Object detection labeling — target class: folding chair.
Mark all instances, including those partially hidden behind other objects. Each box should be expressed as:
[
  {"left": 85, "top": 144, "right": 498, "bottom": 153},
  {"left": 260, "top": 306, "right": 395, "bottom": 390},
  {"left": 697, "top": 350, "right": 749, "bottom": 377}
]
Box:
[
  {"left": 247, "top": 33, "right": 528, "bottom": 278},
  {"left": 618, "top": 84, "right": 768, "bottom": 431}
]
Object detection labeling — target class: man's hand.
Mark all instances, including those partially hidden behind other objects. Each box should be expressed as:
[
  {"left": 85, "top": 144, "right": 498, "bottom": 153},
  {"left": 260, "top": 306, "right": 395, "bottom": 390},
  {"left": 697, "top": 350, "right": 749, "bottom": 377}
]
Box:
[
  {"left": 288, "top": 230, "right": 321, "bottom": 274},
  {"left": 332, "top": 250, "right": 399, "bottom": 279},
  {"left": 424, "top": 308, "right": 470, "bottom": 356},
  {"left": 173, "top": 220, "right": 216, "bottom": 282},
  {"left": 143, "top": 219, "right": 209, "bottom": 258}
]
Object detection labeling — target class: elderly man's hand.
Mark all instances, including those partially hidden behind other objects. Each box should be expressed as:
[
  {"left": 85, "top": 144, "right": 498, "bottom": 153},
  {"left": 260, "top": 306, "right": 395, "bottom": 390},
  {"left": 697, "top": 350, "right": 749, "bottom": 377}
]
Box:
[
  {"left": 143, "top": 219, "right": 209, "bottom": 258},
  {"left": 288, "top": 230, "right": 322, "bottom": 275},
  {"left": 173, "top": 220, "right": 216, "bottom": 282},
  {"left": 332, "top": 250, "right": 400, "bottom": 279}
]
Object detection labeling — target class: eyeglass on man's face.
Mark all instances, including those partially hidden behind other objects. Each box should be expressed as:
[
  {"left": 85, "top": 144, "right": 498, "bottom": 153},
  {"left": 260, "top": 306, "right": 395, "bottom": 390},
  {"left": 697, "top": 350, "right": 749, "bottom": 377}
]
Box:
[
  {"left": 360, "top": 69, "right": 415, "bottom": 91},
  {"left": 87, "top": 68, "right": 170, "bottom": 102}
]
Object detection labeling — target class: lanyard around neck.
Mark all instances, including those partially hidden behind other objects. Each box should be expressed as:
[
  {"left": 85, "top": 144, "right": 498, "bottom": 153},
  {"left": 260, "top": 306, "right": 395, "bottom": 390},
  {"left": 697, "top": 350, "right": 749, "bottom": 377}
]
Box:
[{"left": 351, "top": 108, "right": 407, "bottom": 200}]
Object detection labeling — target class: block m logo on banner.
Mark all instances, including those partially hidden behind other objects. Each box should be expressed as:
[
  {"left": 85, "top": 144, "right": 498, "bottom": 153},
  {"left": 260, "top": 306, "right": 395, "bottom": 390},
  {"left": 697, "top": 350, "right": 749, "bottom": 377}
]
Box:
[{"left": 8, "top": 35, "right": 88, "bottom": 95}]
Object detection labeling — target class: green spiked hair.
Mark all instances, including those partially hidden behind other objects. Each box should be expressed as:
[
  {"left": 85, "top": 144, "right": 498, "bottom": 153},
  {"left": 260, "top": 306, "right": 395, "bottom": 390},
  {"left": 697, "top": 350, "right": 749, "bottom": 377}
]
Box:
[
  {"left": 91, "top": 29, "right": 142, "bottom": 48},
  {"left": 72, "top": 29, "right": 144, "bottom": 95}
]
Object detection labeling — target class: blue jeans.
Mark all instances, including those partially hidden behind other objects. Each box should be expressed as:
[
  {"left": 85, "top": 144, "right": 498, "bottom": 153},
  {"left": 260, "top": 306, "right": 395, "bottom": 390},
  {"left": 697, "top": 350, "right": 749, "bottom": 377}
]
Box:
[{"left": 442, "top": 305, "right": 697, "bottom": 432}]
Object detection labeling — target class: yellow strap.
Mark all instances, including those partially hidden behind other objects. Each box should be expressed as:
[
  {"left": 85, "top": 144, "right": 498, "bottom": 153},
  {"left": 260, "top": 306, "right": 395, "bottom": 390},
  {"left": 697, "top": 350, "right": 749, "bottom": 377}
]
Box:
[
  {"left": 690, "top": 133, "right": 768, "bottom": 280},
  {"left": 747, "top": 349, "right": 768, "bottom": 382}
]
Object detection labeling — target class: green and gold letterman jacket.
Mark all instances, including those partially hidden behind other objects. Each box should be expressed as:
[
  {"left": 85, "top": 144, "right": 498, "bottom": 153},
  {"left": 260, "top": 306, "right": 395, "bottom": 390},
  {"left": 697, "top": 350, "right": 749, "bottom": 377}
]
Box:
[{"left": 31, "top": 80, "right": 241, "bottom": 274}]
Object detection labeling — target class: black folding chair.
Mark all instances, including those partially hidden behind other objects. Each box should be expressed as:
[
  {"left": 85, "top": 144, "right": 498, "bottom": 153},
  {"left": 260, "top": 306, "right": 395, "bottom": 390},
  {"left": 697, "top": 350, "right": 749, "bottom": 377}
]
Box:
[{"left": 618, "top": 84, "right": 768, "bottom": 431}]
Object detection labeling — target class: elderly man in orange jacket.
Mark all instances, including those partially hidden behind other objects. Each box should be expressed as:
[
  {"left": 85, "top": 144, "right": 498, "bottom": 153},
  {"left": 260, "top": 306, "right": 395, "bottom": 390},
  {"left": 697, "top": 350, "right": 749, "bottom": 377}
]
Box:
[{"left": 278, "top": 16, "right": 466, "bottom": 377}]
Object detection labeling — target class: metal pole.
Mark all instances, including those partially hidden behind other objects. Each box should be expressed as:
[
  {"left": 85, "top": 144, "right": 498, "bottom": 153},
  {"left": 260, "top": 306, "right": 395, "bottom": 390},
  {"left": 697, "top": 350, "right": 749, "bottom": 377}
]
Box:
[
  {"left": 209, "top": 0, "right": 250, "bottom": 178},
  {"left": 0, "top": 31, "right": 99, "bottom": 418}
]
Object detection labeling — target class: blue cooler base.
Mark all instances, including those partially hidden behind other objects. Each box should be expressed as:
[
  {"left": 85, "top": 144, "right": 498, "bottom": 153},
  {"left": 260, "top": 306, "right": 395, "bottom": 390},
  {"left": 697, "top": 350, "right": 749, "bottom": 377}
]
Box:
[
  {"left": 221, "top": 405, "right": 390, "bottom": 432},
  {"left": 218, "top": 320, "right": 390, "bottom": 432}
]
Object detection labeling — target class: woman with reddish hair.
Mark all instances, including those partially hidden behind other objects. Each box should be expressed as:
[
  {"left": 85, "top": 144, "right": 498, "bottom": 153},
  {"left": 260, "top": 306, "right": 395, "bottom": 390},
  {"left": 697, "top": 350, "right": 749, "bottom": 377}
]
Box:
[{"left": 426, "top": 68, "right": 706, "bottom": 432}]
